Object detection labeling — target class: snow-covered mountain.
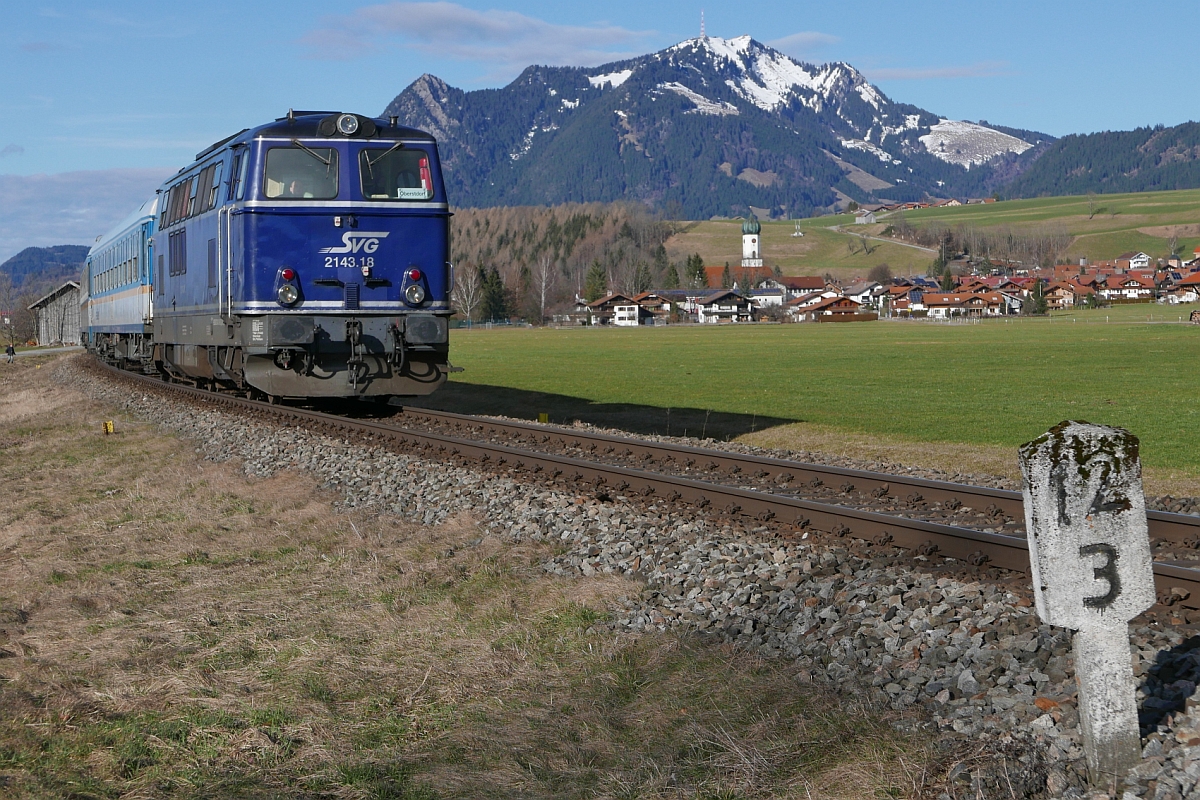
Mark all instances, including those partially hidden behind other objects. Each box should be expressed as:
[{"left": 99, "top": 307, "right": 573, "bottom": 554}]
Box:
[{"left": 383, "top": 35, "right": 1053, "bottom": 217}]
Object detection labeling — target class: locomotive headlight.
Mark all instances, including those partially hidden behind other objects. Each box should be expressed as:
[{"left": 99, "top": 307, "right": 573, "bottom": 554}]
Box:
[
  {"left": 405, "top": 284, "right": 426, "bottom": 305},
  {"left": 337, "top": 114, "right": 359, "bottom": 135},
  {"left": 278, "top": 284, "right": 300, "bottom": 305}
]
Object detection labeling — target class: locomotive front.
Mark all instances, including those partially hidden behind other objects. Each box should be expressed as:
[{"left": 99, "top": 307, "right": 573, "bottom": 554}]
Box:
[{"left": 233, "top": 112, "right": 452, "bottom": 398}]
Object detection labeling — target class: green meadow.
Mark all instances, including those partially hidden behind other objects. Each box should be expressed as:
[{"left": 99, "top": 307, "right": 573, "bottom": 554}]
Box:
[
  {"left": 443, "top": 305, "right": 1200, "bottom": 475},
  {"left": 665, "top": 188, "right": 1200, "bottom": 281}
]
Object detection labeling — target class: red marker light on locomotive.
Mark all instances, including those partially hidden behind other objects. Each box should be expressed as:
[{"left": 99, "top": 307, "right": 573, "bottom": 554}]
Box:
[
  {"left": 281, "top": 268, "right": 296, "bottom": 281},
  {"left": 406, "top": 268, "right": 422, "bottom": 281}
]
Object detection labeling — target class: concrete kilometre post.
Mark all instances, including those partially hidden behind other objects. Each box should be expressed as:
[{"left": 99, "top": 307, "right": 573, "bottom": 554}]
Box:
[{"left": 1019, "top": 421, "right": 1155, "bottom": 788}]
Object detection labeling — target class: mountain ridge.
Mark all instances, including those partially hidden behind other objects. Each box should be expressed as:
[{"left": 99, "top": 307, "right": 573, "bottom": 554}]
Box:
[
  {"left": 383, "top": 35, "right": 1199, "bottom": 217},
  {"left": 383, "top": 35, "right": 1053, "bottom": 218}
]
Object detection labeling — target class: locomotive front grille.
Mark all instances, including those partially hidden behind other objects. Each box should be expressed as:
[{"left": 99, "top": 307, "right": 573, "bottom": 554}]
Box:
[{"left": 343, "top": 282, "right": 360, "bottom": 310}]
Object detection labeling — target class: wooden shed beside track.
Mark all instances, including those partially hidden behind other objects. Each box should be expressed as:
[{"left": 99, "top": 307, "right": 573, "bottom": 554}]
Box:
[{"left": 28, "top": 281, "right": 81, "bottom": 346}]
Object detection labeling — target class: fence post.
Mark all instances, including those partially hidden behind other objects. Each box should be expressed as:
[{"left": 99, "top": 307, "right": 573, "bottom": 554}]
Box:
[{"left": 1019, "top": 421, "right": 1154, "bottom": 789}]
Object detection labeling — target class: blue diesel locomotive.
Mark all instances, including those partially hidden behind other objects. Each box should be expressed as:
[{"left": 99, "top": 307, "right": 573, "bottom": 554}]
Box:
[{"left": 83, "top": 111, "right": 453, "bottom": 399}]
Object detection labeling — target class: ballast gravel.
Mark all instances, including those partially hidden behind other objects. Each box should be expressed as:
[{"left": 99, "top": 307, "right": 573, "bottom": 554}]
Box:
[{"left": 64, "top": 360, "right": 1200, "bottom": 799}]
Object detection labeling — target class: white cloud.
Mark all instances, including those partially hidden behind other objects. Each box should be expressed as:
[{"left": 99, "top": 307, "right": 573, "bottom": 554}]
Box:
[
  {"left": 302, "top": 2, "right": 651, "bottom": 70},
  {"left": 866, "top": 61, "right": 1009, "bottom": 81},
  {"left": 767, "top": 31, "right": 839, "bottom": 58},
  {"left": 0, "top": 168, "right": 172, "bottom": 264}
]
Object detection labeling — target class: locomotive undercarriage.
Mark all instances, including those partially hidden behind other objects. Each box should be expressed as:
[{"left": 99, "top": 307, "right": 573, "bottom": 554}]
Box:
[{"left": 92, "top": 313, "right": 450, "bottom": 400}]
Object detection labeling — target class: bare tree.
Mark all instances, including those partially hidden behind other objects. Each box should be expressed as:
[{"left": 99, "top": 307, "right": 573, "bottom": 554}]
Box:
[
  {"left": 1087, "top": 191, "right": 1098, "bottom": 220},
  {"left": 452, "top": 266, "right": 482, "bottom": 322},
  {"left": 532, "top": 255, "right": 557, "bottom": 324}
]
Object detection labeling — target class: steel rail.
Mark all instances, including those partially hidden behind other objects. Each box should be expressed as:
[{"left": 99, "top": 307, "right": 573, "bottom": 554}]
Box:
[
  {"left": 86, "top": 358, "right": 1200, "bottom": 608},
  {"left": 397, "top": 406, "right": 1200, "bottom": 547}
]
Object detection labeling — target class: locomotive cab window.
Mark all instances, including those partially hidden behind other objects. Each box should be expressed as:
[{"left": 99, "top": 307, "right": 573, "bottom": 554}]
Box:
[
  {"left": 263, "top": 145, "right": 338, "bottom": 199},
  {"left": 359, "top": 146, "right": 434, "bottom": 200}
]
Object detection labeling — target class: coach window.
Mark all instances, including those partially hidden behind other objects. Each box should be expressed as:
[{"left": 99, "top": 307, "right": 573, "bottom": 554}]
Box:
[
  {"left": 263, "top": 146, "right": 338, "bottom": 199},
  {"left": 359, "top": 147, "right": 434, "bottom": 200}
]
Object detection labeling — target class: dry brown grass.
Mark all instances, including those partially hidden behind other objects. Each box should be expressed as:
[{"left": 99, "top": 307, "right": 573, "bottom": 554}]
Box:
[{"left": 0, "top": 357, "right": 937, "bottom": 798}]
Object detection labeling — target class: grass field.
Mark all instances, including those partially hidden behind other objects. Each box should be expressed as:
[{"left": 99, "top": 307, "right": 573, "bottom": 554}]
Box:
[
  {"left": 904, "top": 188, "right": 1200, "bottom": 264},
  {"left": 665, "top": 188, "right": 1200, "bottom": 282},
  {"left": 433, "top": 306, "right": 1200, "bottom": 488},
  {"left": 664, "top": 215, "right": 933, "bottom": 280}
]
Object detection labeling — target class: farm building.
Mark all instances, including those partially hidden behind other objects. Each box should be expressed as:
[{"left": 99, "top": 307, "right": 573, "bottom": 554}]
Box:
[{"left": 28, "top": 281, "right": 81, "bottom": 345}]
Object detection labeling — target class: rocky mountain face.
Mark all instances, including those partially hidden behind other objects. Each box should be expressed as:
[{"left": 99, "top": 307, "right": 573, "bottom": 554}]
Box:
[{"left": 383, "top": 36, "right": 1054, "bottom": 217}]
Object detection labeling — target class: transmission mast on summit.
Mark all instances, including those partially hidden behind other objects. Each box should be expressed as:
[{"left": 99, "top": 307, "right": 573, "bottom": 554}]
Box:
[{"left": 700, "top": 9, "right": 706, "bottom": 39}]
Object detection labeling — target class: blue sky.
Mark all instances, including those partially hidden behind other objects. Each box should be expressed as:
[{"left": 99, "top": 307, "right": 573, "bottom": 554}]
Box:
[{"left": 1, "top": 1, "right": 1198, "bottom": 258}]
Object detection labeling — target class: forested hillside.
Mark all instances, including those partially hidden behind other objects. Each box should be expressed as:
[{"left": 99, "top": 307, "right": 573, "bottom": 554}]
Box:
[
  {"left": 1004, "top": 123, "right": 1200, "bottom": 198},
  {"left": 449, "top": 203, "right": 715, "bottom": 320},
  {"left": 1, "top": 245, "right": 88, "bottom": 292}
]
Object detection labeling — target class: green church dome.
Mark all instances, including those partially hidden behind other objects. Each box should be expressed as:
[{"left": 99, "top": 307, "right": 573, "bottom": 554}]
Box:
[{"left": 742, "top": 214, "right": 761, "bottom": 235}]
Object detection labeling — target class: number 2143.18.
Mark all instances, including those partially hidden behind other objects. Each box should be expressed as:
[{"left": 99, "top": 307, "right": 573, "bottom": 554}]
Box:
[{"left": 325, "top": 256, "right": 374, "bottom": 269}]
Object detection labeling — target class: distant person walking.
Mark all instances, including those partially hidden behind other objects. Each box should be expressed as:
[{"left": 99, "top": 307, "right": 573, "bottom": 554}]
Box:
[{"left": 5, "top": 344, "right": 14, "bottom": 364}]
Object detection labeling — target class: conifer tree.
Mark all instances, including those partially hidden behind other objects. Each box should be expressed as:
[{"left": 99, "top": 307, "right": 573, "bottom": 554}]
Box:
[
  {"left": 633, "top": 261, "right": 653, "bottom": 294},
  {"left": 662, "top": 264, "right": 680, "bottom": 289},
  {"left": 584, "top": 260, "right": 608, "bottom": 302},
  {"left": 480, "top": 266, "right": 510, "bottom": 321},
  {"left": 685, "top": 254, "right": 707, "bottom": 288}
]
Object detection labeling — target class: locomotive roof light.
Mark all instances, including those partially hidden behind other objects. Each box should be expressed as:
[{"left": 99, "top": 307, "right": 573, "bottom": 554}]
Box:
[
  {"left": 337, "top": 114, "right": 359, "bottom": 135},
  {"left": 278, "top": 284, "right": 299, "bottom": 306},
  {"left": 405, "top": 284, "right": 426, "bottom": 305}
]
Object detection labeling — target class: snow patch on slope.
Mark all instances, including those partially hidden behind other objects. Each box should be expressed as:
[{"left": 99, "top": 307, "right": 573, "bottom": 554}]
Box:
[
  {"left": 658, "top": 82, "right": 739, "bottom": 116},
  {"left": 589, "top": 69, "right": 633, "bottom": 88},
  {"left": 695, "top": 37, "right": 887, "bottom": 116},
  {"left": 841, "top": 139, "right": 897, "bottom": 164},
  {"left": 919, "top": 120, "right": 1032, "bottom": 167}
]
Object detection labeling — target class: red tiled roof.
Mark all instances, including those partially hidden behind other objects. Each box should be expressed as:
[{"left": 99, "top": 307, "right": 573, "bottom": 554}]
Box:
[
  {"left": 703, "top": 266, "right": 773, "bottom": 288},
  {"left": 778, "top": 275, "right": 826, "bottom": 290}
]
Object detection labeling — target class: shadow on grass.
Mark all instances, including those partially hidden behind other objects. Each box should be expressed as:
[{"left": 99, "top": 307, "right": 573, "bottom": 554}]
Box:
[{"left": 401, "top": 381, "right": 799, "bottom": 441}]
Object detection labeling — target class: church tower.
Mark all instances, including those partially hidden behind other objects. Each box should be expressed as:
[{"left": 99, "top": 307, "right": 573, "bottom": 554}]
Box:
[{"left": 741, "top": 214, "right": 762, "bottom": 268}]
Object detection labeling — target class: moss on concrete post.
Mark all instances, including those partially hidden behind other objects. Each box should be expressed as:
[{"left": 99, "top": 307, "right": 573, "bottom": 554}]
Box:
[{"left": 1019, "top": 420, "right": 1154, "bottom": 789}]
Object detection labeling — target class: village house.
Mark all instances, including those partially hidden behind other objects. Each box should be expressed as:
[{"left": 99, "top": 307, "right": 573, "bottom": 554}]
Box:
[
  {"left": 631, "top": 291, "right": 677, "bottom": 323},
  {"left": 842, "top": 281, "right": 882, "bottom": 307},
  {"left": 789, "top": 295, "right": 865, "bottom": 322},
  {"left": 1116, "top": 251, "right": 1152, "bottom": 271},
  {"left": 1044, "top": 281, "right": 1085, "bottom": 310},
  {"left": 696, "top": 290, "right": 754, "bottom": 323},
  {"left": 1166, "top": 273, "right": 1200, "bottom": 304},
  {"left": 853, "top": 210, "right": 877, "bottom": 224},
  {"left": 584, "top": 293, "right": 653, "bottom": 326},
  {"left": 1099, "top": 274, "right": 1156, "bottom": 302},
  {"left": 922, "top": 291, "right": 1010, "bottom": 318},
  {"left": 747, "top": 288, "right": 787, "bottom": 308}
]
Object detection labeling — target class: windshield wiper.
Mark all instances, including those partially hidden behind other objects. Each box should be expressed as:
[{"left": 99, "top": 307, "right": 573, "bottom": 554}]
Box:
[
  {"left": 364, "top": 142, "right": 404, "bottom": 177},
  {"left": 291, "top": 139, "right": 331, "bottom": 167}
]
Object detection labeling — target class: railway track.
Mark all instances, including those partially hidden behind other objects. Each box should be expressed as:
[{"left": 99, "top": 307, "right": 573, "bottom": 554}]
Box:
[{"left": 87, "top": 357, "right": 1200, "bottom": 609}]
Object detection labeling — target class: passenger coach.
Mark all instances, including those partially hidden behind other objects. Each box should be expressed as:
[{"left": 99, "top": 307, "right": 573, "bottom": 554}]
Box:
[{"left": 84, "top": 110, "right": 453, "bottom": 400}]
